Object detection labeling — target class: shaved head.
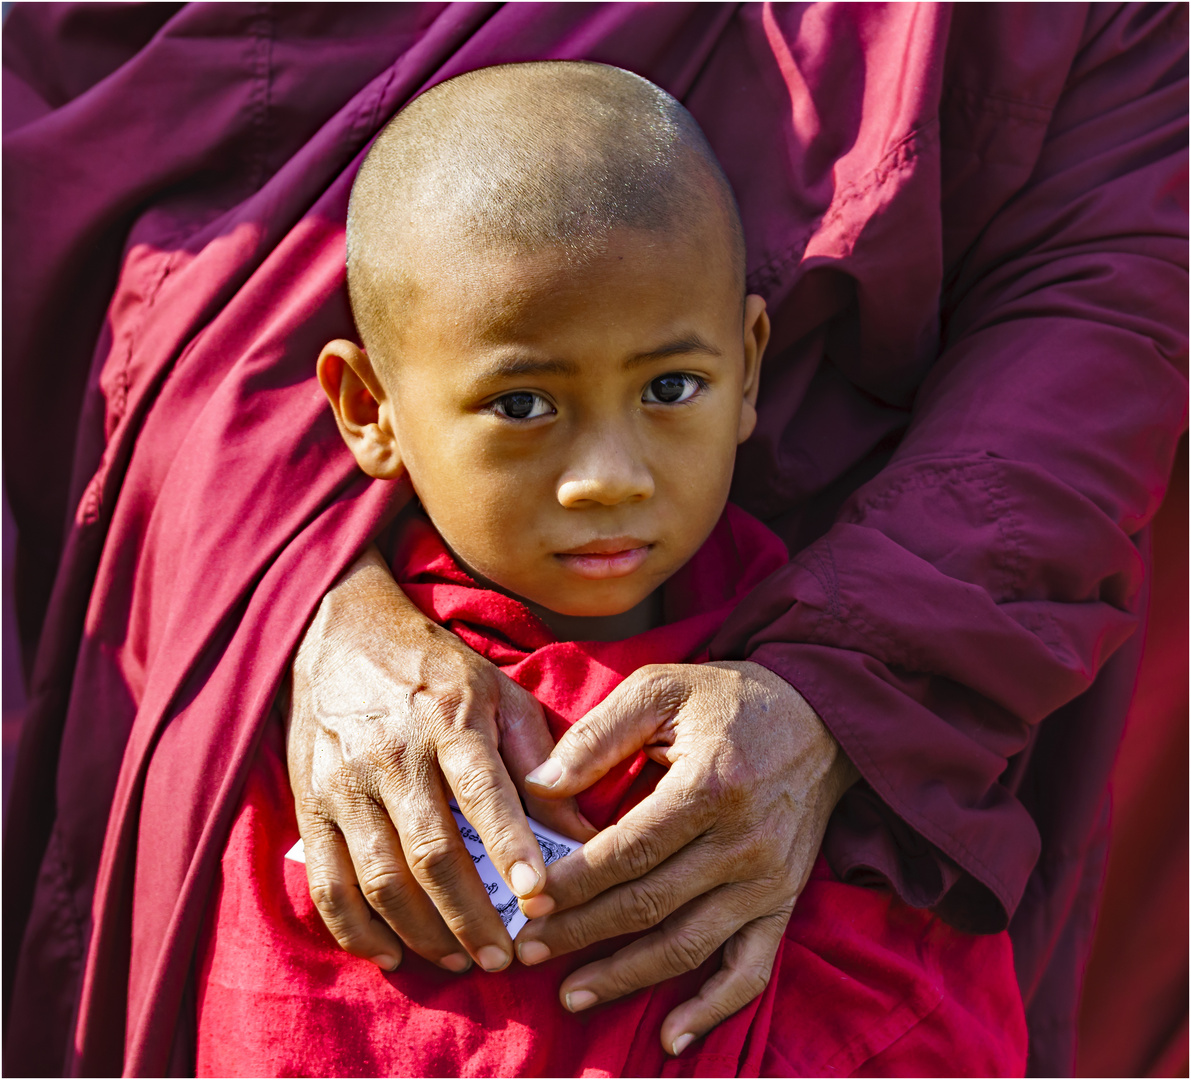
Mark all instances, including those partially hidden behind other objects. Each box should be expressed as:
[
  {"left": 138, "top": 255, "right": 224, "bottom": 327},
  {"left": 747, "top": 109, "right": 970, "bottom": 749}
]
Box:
[{"left": 346, "top": 61, "right": 745, "bottom": 366}]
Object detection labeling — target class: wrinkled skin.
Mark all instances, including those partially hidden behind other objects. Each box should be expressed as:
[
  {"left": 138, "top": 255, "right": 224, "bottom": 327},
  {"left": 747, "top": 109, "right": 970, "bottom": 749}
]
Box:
[{"left": 288, "top": 545, "right": 858, "bottom": 1052}]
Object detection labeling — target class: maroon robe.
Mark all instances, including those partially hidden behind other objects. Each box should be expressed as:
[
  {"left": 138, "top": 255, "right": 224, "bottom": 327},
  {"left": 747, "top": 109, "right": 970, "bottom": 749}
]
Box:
[{"left": 3, "top": 4, "right": 1186, "bottom": 1076}]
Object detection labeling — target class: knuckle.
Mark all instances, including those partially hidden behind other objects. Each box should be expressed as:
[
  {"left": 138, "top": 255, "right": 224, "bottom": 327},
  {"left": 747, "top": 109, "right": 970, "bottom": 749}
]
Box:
[
  {"left": 659, "top": 925, "right": 715, "bottom": 974},
  {"left": 738, "top": 962, "right": 772, "bottom": 1000},
  {"left": 496, "top": 681, "right": 542, "bottom": 733},
  {"left": 308, "top": 879, "right": 350, "bottom": 922},
  {"left": 361, "top": 733, "right": 422, "bottom": 784},
  {"left": 713, "top": 962, "right": 771, "bottom": 1019},
  {"left": 611, "top": 830, "right": 662, "bottom": 882},
  {"left": 295, "top": 797, "right": 336, "bottom": 832},
  {"left": 450, "top": 765, "right": 500, "bottom": 811},
  {"left": 359, "top": 870, "right": 409, "bottom": 915},
  {"left": 413, "top": 680, "right": 493, "bottom": 740},
  {"left": 420, "top": 688, "right": 466, "bottom": 728},
  {"left": 636, "top": 665, "right": 686, "bottom": 713},
  {"left": 310, "top": 755, "right": 372, "bottom": 804},
  {"left": 618, "top": 880, "right": 671, "bottom": 931},
  {"left": 565, "top": 718, "right": 610, "bottom": 762},
  {"left": 406, "top": 835, "right": 462, "bottom": 883},
  {"left": 634, "top": 663, "right": 670, "bottom": 692}
]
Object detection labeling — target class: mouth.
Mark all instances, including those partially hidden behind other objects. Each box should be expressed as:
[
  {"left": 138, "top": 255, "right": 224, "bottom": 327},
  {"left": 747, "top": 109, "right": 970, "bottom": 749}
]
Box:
[{"left": 554, "top": 538, "right": 653, "bottom": 579}]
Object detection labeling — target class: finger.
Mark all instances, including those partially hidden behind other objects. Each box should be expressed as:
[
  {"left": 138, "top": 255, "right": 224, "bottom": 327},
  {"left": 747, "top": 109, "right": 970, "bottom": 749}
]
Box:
[
  {"left": 525, "top": 666, "right": 680, "bottom": 797},
  {"left": 437, "top": 728, "right": 553, "bottom": 901},
  {"left": 659, "top": 908, "right": 791, "bottom": 1057},
  {"left": 297, "top": 810, "right": 405, "bottom": 971},
  {"left": 382, "top": 772, "right": 517, "bottom": 972},
  {"left": 494, "top": 676, "right": 597, "bottom": 844},
  {"left": 554, "top": 884, "right": 766, "bottom": 1014},
  {"left": 331, "top": 795, "right": 473, "bottom": 971},
  {"left": 515, "top": 830, "right": 743, "bottom": 964},
  {"left": 530, "top": 764, "right": 711, "bottom": 915}
]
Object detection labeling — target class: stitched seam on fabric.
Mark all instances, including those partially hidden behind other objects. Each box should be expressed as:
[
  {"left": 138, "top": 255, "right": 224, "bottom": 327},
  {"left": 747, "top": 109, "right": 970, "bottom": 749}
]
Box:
[
  {"left": 850, "top": 460, "right": 1072, "bottom": 654},
  {"left": 838, "top": 460, "right": 1092, "bottom": 682},
  {"left": 849, "top": 460, "right": 1030, "bottom": 602},
  {"left": 941, "top": 81, "right": 1055, "bottom": 122},
  {"left": 47, "top": 825, "right": 87, "bottom": 989},
  {"left": 773, "top": 550, "right": 1022, "bottom": 902},
  {"left": 818, "top": 983, "right": 945, "bottom": 1077},
  {"left": 244, "top": 6, "right": 274, "bottom": 196},
  {"left": 84, "top": 251, "right": 179, "bottom": 527},
  {"left": 827, "top": 695, "right": 1018, "bottom": 908},
  {"left": 749, "top": 121, "right": 938, "bottom": 294},
  {"left": 813, "top": 484, "right": 1022, "bottom": 904},
  {"left": 347, "top": 62, "right": 398, "bottom": 153},
  {"left": 790, "top": 542, "right": 843, "bottom": 643},
  {"left": 983, "top": 464, "right": 1025, "bottom": 602},
  {"left": 820, "top": 121, "right": 939, "bottom": 235}
]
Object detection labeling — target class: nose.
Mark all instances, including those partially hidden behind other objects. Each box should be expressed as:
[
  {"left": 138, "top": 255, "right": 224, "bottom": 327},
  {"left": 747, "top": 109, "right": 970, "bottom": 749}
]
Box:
[{"left": 556, "top": 429, "right": 655, "bottom": 508}]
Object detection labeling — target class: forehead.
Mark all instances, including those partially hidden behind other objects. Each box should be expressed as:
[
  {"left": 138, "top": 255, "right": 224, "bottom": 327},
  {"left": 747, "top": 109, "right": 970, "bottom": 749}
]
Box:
[{"left": 403, "top": 224, "right": 740, "bottom": 344}]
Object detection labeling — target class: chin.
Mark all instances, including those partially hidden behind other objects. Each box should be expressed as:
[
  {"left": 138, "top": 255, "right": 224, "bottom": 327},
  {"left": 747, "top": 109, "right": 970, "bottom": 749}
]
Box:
[{"left": 535, "top": 584, "right": 649, "bottom": 619}]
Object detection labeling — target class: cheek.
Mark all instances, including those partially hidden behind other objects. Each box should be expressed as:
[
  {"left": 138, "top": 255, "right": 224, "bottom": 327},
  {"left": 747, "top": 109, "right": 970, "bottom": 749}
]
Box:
[
  {"left": 656, "top": 415, "right": 738, "bottom": 531},
  {"left": 411, "top": 444, "right": 549, "bottom": 561}
]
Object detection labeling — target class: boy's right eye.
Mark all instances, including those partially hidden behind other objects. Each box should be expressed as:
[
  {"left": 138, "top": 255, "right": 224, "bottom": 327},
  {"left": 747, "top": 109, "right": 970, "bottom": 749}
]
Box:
[{"left": 491, "top": 391, "right": 554, "bottom": 420}]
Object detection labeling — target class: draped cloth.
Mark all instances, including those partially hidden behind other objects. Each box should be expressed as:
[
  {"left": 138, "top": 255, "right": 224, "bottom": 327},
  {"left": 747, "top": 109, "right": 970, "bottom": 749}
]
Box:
[
  {"left": 2, "top": 5, "right": 1186, "bottom": 1076},
  {"left": 194, "top": 508, "right": 1026, "bottom": 1078}
]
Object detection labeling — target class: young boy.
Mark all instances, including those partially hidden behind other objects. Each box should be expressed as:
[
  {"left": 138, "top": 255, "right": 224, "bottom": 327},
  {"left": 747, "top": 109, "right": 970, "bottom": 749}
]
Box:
[{"left": 195, "top": 62, "right": 1025, "bottom": 1076}]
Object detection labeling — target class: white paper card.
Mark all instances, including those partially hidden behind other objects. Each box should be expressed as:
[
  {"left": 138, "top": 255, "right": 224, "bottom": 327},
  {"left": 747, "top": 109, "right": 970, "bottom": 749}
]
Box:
[
  {"left": 283, "top": 805, "right": 581, "bottom": 940},
  {"left": 448, "top": 802, "right": 580, "bottom": 939}
]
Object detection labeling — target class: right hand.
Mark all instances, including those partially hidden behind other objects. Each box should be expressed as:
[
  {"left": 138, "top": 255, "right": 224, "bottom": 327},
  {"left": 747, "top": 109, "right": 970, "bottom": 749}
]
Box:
[{"left": 285, "top": 543, "right": 596, "bottom": 975}]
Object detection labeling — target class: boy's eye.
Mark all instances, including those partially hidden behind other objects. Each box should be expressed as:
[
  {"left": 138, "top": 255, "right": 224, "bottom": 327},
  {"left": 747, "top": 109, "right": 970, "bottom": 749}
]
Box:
[
  {"left": 642, "top": 373, "right": 704, "bottom": 405},
  {"left": 491, "top": 391, "right": 554, "bottom": 420}
]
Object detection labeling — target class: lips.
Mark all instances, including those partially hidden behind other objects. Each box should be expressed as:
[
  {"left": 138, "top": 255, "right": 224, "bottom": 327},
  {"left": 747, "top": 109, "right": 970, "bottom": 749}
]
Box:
[{"left": 555, "top": 537, "right": 652, "bottom": 579}]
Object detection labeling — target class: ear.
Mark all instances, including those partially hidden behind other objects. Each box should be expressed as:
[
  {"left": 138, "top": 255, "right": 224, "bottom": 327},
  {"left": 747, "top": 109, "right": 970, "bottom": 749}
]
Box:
[
  {"left": 737, "top": 294, "right": 769, "bottom": 444},
  {"left": 317, "top": 339, "right": 405, "bottom": 480}
]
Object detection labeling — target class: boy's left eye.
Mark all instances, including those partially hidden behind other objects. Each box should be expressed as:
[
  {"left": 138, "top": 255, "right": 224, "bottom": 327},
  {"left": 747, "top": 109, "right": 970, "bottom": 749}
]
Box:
[{"left": 642, "top": 373, "right": 704, "bottom": 405}]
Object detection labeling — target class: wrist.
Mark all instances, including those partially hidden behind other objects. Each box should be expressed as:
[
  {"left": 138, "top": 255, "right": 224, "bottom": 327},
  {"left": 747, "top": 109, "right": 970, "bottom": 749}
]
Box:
[
  {"left": 294, "top": 543, "right": 428, "bottom": 685},
  {"left": 733, "top": 659, "right": 859, "bottom": 806}
]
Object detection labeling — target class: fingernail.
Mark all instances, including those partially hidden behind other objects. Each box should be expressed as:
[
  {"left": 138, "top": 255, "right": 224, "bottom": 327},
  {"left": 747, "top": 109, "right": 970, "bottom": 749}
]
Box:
[
  {"left": 565, "top": 989, "right": 598, "bottom": 1012},
  {"left": 516, "top": 940, "right": 551, "bottom": 966},
  {"left": 521, "top": 893, "right": 555, "bottom": 918},
  {"left": 671, "top": 1033, "right": 695, "bottom": 1056},
  {"left": 577, "top": 812, "right": 597, "bottom": 833},
  {"left": 477, "top": 945, "right": 509, "bottom": 972},
  {"left": 440, "top": 952, "right": 470, "bottom": 973},
  {"left": 510, "top": 861, "right": 539, "bottom": 897},
  {"left": 525, "top": 758, "right": 563, "bottom": 789},
  {"left": 370, "top": 954, "right": 399, "bottom": 972}
]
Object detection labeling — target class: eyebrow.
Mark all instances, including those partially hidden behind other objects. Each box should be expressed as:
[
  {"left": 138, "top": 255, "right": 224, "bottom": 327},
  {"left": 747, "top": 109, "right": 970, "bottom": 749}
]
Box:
[
  {"left": 486, "top": 356, "right": 579, "bottom": 378},
  {"left": 483, "top": 333, "right": 722, "bottom": 380},
  {"left": 624, "top": 333, "right": 722, "bottom": 369}
]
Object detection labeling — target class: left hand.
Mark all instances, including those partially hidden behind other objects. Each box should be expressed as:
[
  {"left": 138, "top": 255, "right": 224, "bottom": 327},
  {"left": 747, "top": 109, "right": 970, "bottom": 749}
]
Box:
[{"left": 515, "top": 660, "right": 859, "bottom": 1057}]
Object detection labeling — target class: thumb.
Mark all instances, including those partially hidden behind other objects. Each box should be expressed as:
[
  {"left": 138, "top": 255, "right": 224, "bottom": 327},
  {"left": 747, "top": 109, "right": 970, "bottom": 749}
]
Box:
[{"left": 524, "top": 666, "right": 677, "bottom": 798}]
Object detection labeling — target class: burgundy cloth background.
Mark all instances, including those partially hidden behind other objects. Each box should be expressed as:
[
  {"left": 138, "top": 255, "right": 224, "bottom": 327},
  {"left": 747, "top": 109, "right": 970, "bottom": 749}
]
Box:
[
  {"left": 1075, "top": 436, "right": 1189, "bottom": 1079},
  {"left": 2, "top": 4, "right": 1186, "bottom": 1077}
]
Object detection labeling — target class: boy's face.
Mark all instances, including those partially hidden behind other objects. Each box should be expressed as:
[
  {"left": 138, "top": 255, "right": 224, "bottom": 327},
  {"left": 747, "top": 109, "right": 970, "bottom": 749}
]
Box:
[{"left": 324, "top": 227, "right": 767, "bottom": 619}]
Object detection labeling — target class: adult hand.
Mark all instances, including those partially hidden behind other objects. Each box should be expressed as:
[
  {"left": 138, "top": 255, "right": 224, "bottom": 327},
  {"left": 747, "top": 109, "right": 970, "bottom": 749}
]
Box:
[
  {"left": 515, "top": 660, "right": 859, "bottom": 1057},
  {"left": 286, "top": 543, "right": 596, "bottom": 975}
]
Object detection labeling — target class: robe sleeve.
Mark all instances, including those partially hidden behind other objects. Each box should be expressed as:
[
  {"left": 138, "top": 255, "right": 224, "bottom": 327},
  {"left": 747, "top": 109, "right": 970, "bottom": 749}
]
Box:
[{"left": 713, "top": 4, "right": 1188, "bottom": 931}]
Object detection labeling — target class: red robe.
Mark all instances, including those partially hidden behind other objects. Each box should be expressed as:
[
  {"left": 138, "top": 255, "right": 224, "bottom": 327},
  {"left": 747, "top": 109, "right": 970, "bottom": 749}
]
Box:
[
  {"left": 194, "top": 508, "right": 1026, "bottom": 1077},
  {"left": 3, "top": 5, "right": 1185, "bottom": 1076}
]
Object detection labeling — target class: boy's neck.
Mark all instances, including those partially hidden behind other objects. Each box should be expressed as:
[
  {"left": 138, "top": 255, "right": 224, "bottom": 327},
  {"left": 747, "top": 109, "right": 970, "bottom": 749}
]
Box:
[{"left": 522, "top": 588, "right": 663, "bottom": 643}]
